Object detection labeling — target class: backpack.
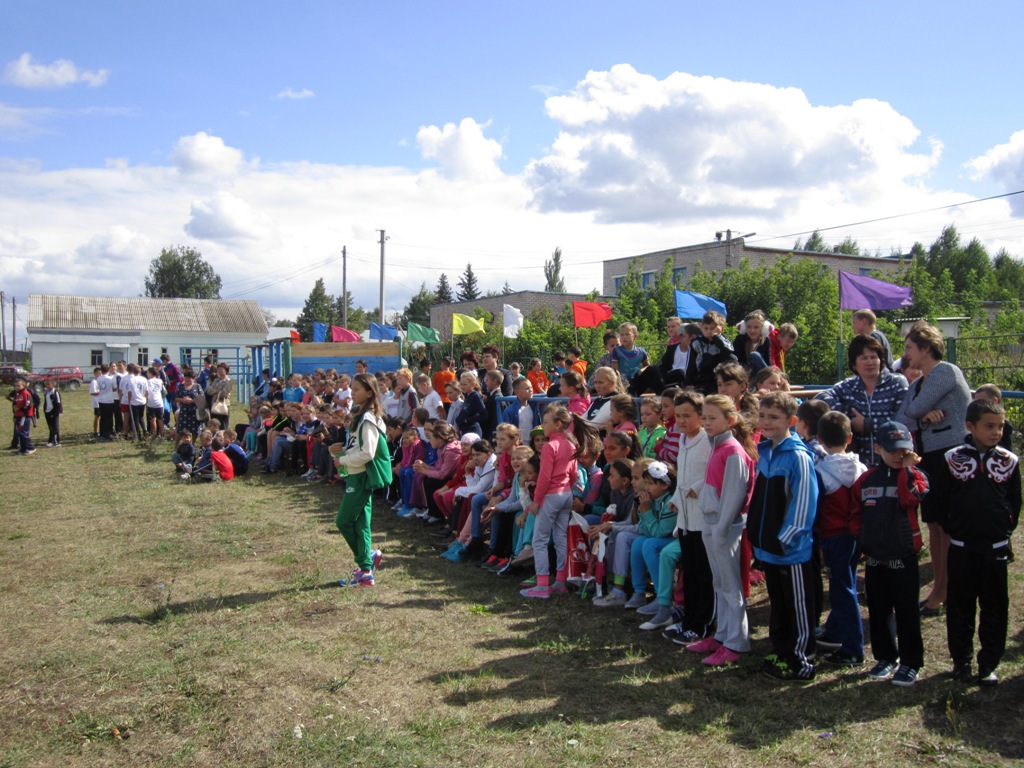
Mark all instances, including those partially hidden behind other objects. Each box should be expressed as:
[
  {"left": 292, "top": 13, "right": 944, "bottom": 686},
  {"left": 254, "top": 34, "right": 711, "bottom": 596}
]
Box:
[{"left": 30, "top": 389, "right": 40, "bottom": 417}]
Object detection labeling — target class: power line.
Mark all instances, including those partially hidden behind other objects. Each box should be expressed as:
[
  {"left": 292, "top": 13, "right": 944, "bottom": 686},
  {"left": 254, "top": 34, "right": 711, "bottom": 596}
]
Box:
[{"left": 753, "top": 189, "right": 1024, "bottom": 244}]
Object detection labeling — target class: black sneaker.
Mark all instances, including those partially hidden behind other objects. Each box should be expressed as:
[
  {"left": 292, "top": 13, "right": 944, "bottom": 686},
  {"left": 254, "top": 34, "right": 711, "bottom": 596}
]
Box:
[
  {"left": 663, "top": 624, "right": 700, "bottom": 646},
  {"left": 762, "top": 655, "right": 815, "bottom": 682},
  {"left": 823, "top": 651, "right": 865, "bottom": 667},
  {"left": 978, "top": 668, "right": 999, "bottom": 687},
  {"left": 952, "top": 661, "right": 973, "bottom": 683},
  {"left": 891, "top": 665, "right": 920, "bottom": 687},
  {"left": 867, "top": 660, "right": 898, "bottom": 680}
]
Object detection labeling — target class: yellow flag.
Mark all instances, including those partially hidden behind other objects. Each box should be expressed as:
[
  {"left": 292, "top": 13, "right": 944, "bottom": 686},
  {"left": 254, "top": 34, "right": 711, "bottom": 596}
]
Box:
[{"left": 452, "top": 313, "right": 485, "bottom": 335}]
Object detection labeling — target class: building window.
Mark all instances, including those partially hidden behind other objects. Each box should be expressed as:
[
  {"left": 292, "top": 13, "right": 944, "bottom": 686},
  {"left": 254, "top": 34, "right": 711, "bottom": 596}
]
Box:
[
  {"left": 181, "top": 348, "right": 192, "bottom": 367},
  {"left": 90, "top": 349, "right": 104, "bottom": 367},
  {"left": 137, "top": 347, "right": 149, "bottom": 366},
  {"left": 641, "top": 271, "right": 654, "bottom": 289},
  {"left": 672, "top": 267, "right": 687, "bottom": 285},
  {"left": 613, "top": 276, "right": 624, "bottom": 294},
  {"left": 859, "top": 268, "right": 872, "bottom": 276},
  {"left": 161, "top": 347, "right": 168, "bottom": 354}
]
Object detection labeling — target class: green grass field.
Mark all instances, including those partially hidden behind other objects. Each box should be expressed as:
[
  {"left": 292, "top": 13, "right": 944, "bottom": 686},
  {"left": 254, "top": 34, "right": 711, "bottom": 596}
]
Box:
[{"left": 1, "top": 392, "right": 1023, "bottom": 767}]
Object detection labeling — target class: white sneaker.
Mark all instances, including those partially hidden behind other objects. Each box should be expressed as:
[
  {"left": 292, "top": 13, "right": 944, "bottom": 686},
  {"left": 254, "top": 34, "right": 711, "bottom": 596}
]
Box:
[
  {"left": 305, "top": 471, "right": 320, "bottom": 482},
  {"left": 593, "top": 592, "right": 627, "bottom": 608}
]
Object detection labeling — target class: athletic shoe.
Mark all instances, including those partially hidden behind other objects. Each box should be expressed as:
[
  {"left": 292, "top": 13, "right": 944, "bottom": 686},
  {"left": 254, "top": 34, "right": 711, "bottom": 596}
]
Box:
[
  {"left": 423, "top": 516, "right": 443, "bottom": 526},
  {"left": 178, "top": 473, "right": 192, "bottom": 482},
  {"left": 952, "top": 661, "right": 973, "bottom": 683},
  {"left": 520, "top": 585, "right": 550, "bottom": 600},
  {"left": 686, "top": 637, "right": 721, "bottom": 655},
  {"left": 370, "top": 549, "right": 382, "bottom": 573},
  {"left": 639, "top": 608, "right": 674, "bottom": 631},
  {"left": 624, "top": 592, "right": 648, "bottom": 609},
  {"left": 397, "top": 506, "right": 416, "bottom": 518},
  {"left": 339, "top": 570, "right": 374, "bottom": 587},
  {"left": 867, "top": 660, "right": 898, "bottom": 681},
  {"left": 305, "top": 471, "right": 320, "bottom": 482},
  {"left": 636, "top": 599, "right": 661, "bottom": 616},
  {"left": 891, "top": 666, "right": 919, "bottom": 687},
  {"left": 978, "top": 668, "right": 999, "bottom": 687},
  {"left": 548, "top": 582, "right": 568, "bottom": 595},
  {"left": 762, "top": 655, "right": 814, "bottom": 682},
  {"left": 519, "top": 575, "right": 537, "bottom": 588},
  {"left": 45, "top": 442, "right": 55, "bottom": 448},
  {"left": 703, "top": 646, "right": 742, "bottom": 666},
  {"left": 592, "top": 592, "right": 627, "bottom": 608},
  {"left": 823, "top": 651, "right": 865, "bottom": 667},
  {"left": 479, "top": 555, "right": 499, "bottom": 570},
  {"left": 20, "top": 449, "right": 36, "bottom": 455},
  {"left": 663, "top": 624, "right": 700, "bottom": 645}
]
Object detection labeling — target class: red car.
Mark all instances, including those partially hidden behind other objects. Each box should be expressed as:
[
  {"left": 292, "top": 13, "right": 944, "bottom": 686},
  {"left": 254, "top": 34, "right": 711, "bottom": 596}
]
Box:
[
  {"left": 29, "top": 366, "right": 84, "bottom": 392},
  {"left": 0, "top": 364, "right": 29, "bottom": 385}
]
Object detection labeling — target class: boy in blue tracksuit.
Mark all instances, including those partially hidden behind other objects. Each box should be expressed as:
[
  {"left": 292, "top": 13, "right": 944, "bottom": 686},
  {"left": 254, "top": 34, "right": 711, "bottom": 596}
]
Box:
[{"left": 747, "top": 392, "right": 820, "bottom": 682}]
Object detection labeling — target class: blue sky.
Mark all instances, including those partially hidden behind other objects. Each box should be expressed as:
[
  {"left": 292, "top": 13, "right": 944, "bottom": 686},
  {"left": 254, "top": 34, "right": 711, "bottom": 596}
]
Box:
[{"left": 3, "top": 1, "right": 1024, "bottom": 344}]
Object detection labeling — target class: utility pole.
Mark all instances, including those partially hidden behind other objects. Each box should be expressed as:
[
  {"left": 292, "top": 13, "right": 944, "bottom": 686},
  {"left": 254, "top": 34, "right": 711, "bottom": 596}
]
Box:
[
  {"left": 377, "top": 229, "right": 389, "bottom": 325},
  {"left": 0, "top": 291, "right": 6, "bottom": 360},
  {"left": 11, "top": 296, "right": 15, "bottom": 361},
  {"left": 342, "top": 245, "right": 348, "bottom": 329}
]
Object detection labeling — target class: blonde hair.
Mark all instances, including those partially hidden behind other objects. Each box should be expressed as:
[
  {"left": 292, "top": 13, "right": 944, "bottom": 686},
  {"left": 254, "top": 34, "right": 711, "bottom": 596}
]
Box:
[
  {"left": 495, "top": 423, "right": 521, "bottom": 443},
  {"left": 510, "top": 445, "right": 534, "bottom": 460},
  {"left": 639, "top": 395, "right": 662, "bottom": 415},
  {"left": 593, "top": 366, "right": 625, "bottom": 393},
  {"left": 396, "top": 367, "right": 414, "bottom": 382}
]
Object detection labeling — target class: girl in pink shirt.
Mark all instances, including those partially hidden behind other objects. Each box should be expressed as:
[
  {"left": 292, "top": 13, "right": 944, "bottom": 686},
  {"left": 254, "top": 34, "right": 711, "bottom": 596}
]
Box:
[
  {"left": 521, "top": 405, "right": 580, "bottom": 599},
  {"left": 560, "top": 372, "right": 591, "bottom": 417}
]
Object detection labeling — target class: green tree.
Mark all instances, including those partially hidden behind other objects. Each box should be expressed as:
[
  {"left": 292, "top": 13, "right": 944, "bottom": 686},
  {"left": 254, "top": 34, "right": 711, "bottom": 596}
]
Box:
[
  {"left": 501, "top": 280, "right": 515, "bottom": 295},
  {"left": 402, "top": 283, "right": 437, "bottom": 327},
  {"left": 544, "top": 247, "right": 566, "bottom": 292},
  {"left": 457, "top": 263, "right": 480, "bottom": 301},
  {"left": 295, "top": 278, "right": 334, "bottom": 342},
  {"left": 144, "top": 245, "right": 222, "bottom": 299},
  {"left": 794, "top": 230, "right": 830, "bottom": 253},
  {"left": 435, "top": 273, "right": 454, "bottom": 304}
]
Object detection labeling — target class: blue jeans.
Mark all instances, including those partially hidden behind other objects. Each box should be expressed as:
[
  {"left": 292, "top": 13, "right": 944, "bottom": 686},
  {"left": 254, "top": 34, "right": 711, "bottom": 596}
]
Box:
[
  {"left": 15, "top": 415, "right": 33, "bottom": 453},
  {"left": 399, "top": 466, "right": 417, "bottom": 506},
  {"left": 820, "top": 533, "right": 864, "bottom": 656},
  {"left": 470, "top": 492, "right": 490, "bottom": 538}
]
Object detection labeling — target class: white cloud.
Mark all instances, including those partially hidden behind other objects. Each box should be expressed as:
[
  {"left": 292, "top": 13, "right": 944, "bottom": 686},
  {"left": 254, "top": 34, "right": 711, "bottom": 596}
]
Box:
[
  {"left": 967, "top": 130, "right": 1024, "bottom": 216},
  {"left": 528, "top": 64, "right": 941, "bottom": 223},
  {"left": 277, "top": 87, "right": 315, "bottom": 100},
  {"left": 416, "top": 118, "right": 504, "bottom": 181},
  {"left": 185, "top": 192, "right": 279, "bottom": 243},
  {"left": 3, "top": 53, "right": 108, "bottom": 89},
  {"left": 171, "top": 132, "right": 247, "bottom": 177}
]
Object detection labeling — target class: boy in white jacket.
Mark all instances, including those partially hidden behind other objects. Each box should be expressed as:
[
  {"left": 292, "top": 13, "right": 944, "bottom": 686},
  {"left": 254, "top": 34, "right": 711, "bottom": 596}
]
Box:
[{"left": 656, "top": 392, "right": 714, "bottom": 639}]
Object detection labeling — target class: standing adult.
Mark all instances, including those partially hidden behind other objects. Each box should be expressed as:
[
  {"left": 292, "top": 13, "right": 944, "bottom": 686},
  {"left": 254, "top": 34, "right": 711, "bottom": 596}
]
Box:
[
  {"left": 206, "top": 362, "right": 233, "bottom": 427},
  {"left": 160, "top": 354, "right": 183, "bottom": 428},
  {"left": 815, "top": 335, "right": 908, "bottom": 467},
  {"left": 478, "top": 345, "right": 512, "bottom": 397},
  {"left": 895, "top": 321, "right": 971, "bottom": 616}
]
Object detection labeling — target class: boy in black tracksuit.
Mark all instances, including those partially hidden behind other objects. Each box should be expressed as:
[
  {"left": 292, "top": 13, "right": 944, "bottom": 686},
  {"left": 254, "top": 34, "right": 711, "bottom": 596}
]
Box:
[
  {"left": 684, "top": 311, "right": 737, "bottom": 395},
  {"left": 849, "top": 421, "right": 930, "bottom": 687},
  {"left": 938, "top": 399, "right": 1021, "bottom": 686}
]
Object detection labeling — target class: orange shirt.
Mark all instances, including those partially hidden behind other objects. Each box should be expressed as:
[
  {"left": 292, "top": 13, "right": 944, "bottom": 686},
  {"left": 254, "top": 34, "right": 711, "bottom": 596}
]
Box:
[
  {"left": 433, "top": 370, "right": 456, "bottom": 403},
  {"left": 570, "top": 359, "right": 588, "bottom": 378},
  {"left": 527, "top": 369, "right": 550, "bottom": 395}
]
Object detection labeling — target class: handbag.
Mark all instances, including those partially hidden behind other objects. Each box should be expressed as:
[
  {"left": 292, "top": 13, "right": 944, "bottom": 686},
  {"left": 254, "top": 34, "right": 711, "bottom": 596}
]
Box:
[{"left": 211, "top": 399, "right": 229, "bottom": 417}]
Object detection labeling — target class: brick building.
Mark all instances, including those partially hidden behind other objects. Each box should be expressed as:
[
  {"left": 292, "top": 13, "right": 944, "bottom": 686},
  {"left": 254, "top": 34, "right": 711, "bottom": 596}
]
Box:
[
  {"left": 602, "top": 237, "right": 906, "bottom": 296},
  {"left": 428, "top": 290, "right": 608, "bottom": 342}
]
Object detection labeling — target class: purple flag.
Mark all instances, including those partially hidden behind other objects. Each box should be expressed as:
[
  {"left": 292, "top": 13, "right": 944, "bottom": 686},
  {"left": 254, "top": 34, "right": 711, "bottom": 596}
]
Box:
[{"left": 838, "top": 270, "right": 913, "bottom": 311}]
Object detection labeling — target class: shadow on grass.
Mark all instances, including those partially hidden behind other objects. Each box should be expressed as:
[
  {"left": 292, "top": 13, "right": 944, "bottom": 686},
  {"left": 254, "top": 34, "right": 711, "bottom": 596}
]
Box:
[
  {"left": 346, "top": 499, "right": 1024, "bottom": 758},
  {"left": 99, "top": 580, "right": 342, "bottom": 625}
]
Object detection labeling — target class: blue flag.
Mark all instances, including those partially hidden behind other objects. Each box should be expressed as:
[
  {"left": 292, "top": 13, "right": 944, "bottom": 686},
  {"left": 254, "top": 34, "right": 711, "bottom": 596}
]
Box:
[
  {"left": 675, "top": 289, "right": 726, "bottom": 319},
  {"left": 312, "top": 321, "right": 327, "bottom": 343},
  {"left": 369, "top": 322, "right": 398, "bottom": 341}
]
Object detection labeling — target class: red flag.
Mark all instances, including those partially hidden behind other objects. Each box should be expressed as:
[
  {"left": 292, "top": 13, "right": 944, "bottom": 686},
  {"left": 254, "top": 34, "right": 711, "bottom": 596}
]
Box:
[
  {"left": 331, "top": 325, "right": 362, "bottom": 342},
  {"left": 290, "top": 330, "right": 301, "bottom": 342},
  {"left": 572, "top": 301, "right": 613, "bottom": 328}
]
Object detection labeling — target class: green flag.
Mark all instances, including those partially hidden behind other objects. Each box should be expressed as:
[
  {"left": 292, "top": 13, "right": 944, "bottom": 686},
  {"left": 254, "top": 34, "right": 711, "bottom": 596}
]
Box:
[{"left": 406, "top": 321, "right": 440, "bottom": 344}]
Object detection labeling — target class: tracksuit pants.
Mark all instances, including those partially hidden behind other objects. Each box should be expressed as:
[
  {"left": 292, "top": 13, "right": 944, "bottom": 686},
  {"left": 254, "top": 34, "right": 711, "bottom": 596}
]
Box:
[
  {"left": 763, "top": 559, "right": 818, "bottom": 678},
  {"left": 946, "top": 541, "right": 1010, "bottom": 673}
]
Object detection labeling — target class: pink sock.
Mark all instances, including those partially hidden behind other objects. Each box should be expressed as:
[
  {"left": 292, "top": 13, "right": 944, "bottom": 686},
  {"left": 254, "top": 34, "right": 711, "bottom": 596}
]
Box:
[
  {"left": 536, "top": 574, "right": 550, "bottom": 587},
  {"left": 555, "top": 569, "right": 567, "bottom": 583}
]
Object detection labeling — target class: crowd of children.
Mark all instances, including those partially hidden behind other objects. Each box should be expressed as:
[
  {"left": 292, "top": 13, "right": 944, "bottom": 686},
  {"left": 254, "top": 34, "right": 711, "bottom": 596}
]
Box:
[{"left": 10, "top": 310, "right": 1019, "bottom": 689}]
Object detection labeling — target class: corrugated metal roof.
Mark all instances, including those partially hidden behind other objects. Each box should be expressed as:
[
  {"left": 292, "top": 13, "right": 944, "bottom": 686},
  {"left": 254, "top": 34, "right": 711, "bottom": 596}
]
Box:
[{"left": 28, "top": 294, "right": 268, "bottom": 335}]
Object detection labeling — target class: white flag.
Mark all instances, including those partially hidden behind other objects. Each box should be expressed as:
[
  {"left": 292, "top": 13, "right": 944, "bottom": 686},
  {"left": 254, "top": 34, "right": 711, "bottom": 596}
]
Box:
[{"left": 503, "top": 304, "right": 523, "bottom": 338}]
